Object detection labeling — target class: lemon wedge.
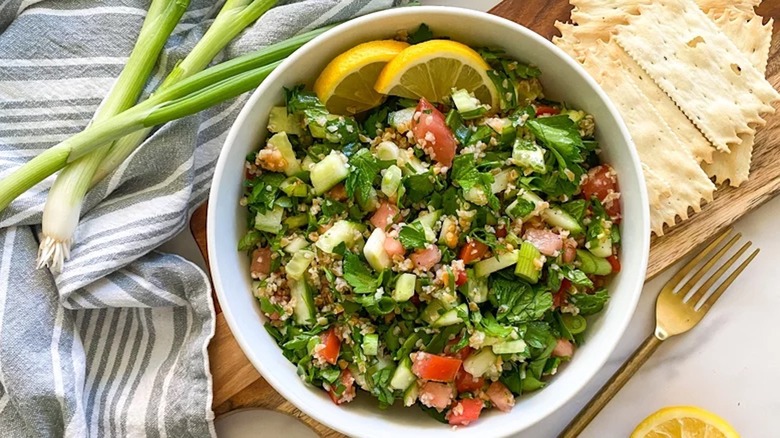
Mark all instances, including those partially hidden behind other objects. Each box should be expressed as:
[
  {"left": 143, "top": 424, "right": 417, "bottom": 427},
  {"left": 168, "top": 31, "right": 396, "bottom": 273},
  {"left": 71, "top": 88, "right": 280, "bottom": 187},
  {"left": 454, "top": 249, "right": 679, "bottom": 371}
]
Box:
[
  {"left": 374, "top": 39, "right": 498, "bottom": 108},
  {"left": 631, "top": 406, "right": 740, "bottom": 438},
  {"left": 313, "top": 40, "right": 409, "bottom": 115}
]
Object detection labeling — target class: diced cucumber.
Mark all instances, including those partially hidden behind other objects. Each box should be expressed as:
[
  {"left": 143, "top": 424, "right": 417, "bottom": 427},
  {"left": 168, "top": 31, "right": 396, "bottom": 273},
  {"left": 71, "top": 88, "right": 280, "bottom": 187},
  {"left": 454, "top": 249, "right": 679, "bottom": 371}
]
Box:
[
  {"left": 515, "top": 241, "right": 542, "bottom": 284},
  {"left": 463, "top": 348, "right": 497, "bottom": 378},
  {"left": 389, "top": 107, "right": 416, "bottom": 133},
  {"left": 362, "top": 333, "right": 379, "bottom": 356},
  {"left": 416, "top": 210, "right": 442, "bottom": 230},
  {"left": 451, "top": 88, "right": 488, "bottom": 120},
  {"left": 445, "top": 109, "right": 472, "bottom": 144},
  {"left": 254, "top": 206, "right": 283, "bottom": 234},
  {"left": 588, "top": 235, "right": 613, "bottom": 258},
  {"left": 506, "top": 189, "right": 546, "bottom": 221},
  {"left": 280, "top": 176, "right": 309, "bottom": 197},
  {"left": 491, "top": 168, "right": 518, "bottom": 194},
  {"left": 474, "top": 250, "right": 520, "bottom": 278},
  {"left": 390, "top": 357, "right": 416, "bottom": 391},
  {"left": 542, "top": 206, "right": 583, "bottom": 235},
  {"left": 267, "top": 106, "right": 304, "bottom": 136},
  {"left": 364, "top": 228, "right": 392, "bottom": 271},
  {"left": 464, "top": 186, "right": 489, "bottom": 206},
  {"left": 486, "top": 117, "right": 516, "bottom": 145},
  {"left": 301, "top": 155, "right": 315, "bottom": 171},
  {"left": 267, "top": 132, "right": 301, "bottom": 177},
  {"left": 562, "top": 108, "right": 586, "bottom": 123},
  {"left": 576, "top": 249, "right": 612, "bottom": 276},
  {"left": 438, "top": 216, "right": 458, "bottom": 248},
  {"left": 432, "top": 303, "right": 467, "bottom": 327},
  {"left": 381, "top": 165, "right": 403, "bottom": 198},
  {"left": 285, "top": 250, "right": 314, "bottom": 280},
  {"left": 310, "top": 152, "right": 348, "bottom": 195},
  {"left": 421, "top": 300, "right": 448, "bottom": 325},
  {"left": 284, "top": 236, "right": 309, "bottom": 253},
  {"left": 283, "top": 214, "right": 308, "bottom": 230},
  {"left": 491, "top": 339, "right": 527, "bottom": 355},
  {"left": 315, "top": 220, "right": 363, "bottom": 253},
  {"left": 290, "top": 279, "right": 315, "bottom": 326},
  {"left": 511, "top": 138, "right": 546, "bottom": 174},
  {"left": 375, "top": 141, "right": 400, "bottom": 161},
  {"left": 393, "top": 273, "right": 417, "bottom": 302},
  {"left": 414, "top": 210, "right": 441, "bottom": 243},
  {"left": 459, "top": 269, "right": 488, "bottom": 303},
  {"left": 403, "top": 381, "right": 419, "bottom": 406}
]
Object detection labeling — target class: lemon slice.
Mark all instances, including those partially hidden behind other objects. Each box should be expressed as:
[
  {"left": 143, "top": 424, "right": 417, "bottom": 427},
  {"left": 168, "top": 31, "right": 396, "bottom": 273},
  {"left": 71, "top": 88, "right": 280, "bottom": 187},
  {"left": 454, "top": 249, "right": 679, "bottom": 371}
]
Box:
[
  {"left": 313, "top": 40, "right": 409, "bottom": 115},
  {"left": 631, "top": 406, "right": 740, "bottom": 438},
  {"left": 374, "top": 39, "right": 498, "bottom": 108}
]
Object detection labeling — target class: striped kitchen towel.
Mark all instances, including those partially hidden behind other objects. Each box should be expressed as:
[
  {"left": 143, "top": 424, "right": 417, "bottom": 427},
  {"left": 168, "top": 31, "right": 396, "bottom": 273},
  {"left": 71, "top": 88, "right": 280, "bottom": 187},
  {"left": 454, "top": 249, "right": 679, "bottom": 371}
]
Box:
[{"left": 0, "top": 0, "right": 403, "bottom": 436}]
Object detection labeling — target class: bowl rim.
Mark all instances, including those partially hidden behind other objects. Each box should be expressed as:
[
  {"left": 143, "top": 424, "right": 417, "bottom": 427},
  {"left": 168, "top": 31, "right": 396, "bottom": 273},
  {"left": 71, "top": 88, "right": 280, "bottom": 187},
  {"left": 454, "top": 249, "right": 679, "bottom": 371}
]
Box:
[{"left": 208, "top": 5, "right": 650, "bottom": 437}]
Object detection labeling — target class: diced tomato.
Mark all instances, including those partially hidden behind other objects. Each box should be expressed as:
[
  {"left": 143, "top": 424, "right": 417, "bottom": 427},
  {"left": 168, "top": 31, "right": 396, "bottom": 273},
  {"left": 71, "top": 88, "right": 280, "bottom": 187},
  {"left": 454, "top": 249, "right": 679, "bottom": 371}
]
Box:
[
  {"left": 419, "top": 381, "right": 455, "bottom": 411},
  {"left": 581, "top": 165, "right": 621, "bottom": 222},
  {"left": 535, "top": 105, "right": 560, "bottom": 117},
  {"left": 315, "top": 328, "right": 341, "bottom": 365},
  {"left": 552, "top": 339, "right": 574, "bottom": 358},
  {"left": 446, "top": 398, "right": 484, "bottom": 426},
  {"left": 486, "top": 381, "right": 516, "bottom": 413},
  {"left": 523, "top": 228, "right": 563, "bottom": 256},
  {"left": 326, "top": 183, "right": 348, "bottom": 201},
  {"left": 384, "top": 235, "right": 405, "bottom": 257},
  {"left": 411, "top": 352, "right": 462, "bottom": 382},
  {"left": 411, "top": 98, "right": 457, "bottom": 167},
  {"left": 455, "top": 368, "right": 485, "bottom": 393},
  {"left": 562, "top": 238, "right": 578, "bottom": 264},
  {"left": 370, "top": 202, "right": 399, "bottom": 230},
  {"left": 250, "top": 247, "right": 272, "bottom": 276},
  {"left": 553, "top": 278, "right": 571, "bottom": 309},
  {"left": 495, "top": 226, "right": 508, "bottom": 238},
  {"left": 326, "top": 369, "right": 356, "bottom": 405},
  {"left": 411, "top": 246, "right": 442, "bottom": 271},
  {"left": 455, "top": 269, "right": 468, "bottom": 287},
  {"left": 445, "top": 342, "right": 472, "bottom": 361},
  {"left": 458, "top": 240, "right": 490, "bottom": 264},
  {"left": 607, "top": 255, "right": 621, "bottom": 273}
]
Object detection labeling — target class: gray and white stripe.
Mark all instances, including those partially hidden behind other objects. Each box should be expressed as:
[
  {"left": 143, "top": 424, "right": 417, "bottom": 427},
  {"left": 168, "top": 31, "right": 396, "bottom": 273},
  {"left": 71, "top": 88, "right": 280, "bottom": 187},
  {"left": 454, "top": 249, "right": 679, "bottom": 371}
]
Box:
[{"left": 0, "top": 0, "right": 405, "bottom": 436}]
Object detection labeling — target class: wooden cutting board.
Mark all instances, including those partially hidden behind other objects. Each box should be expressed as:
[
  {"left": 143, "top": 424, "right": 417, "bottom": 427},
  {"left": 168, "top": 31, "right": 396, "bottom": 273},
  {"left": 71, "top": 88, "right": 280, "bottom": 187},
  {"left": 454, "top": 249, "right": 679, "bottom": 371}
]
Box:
[{"left": 195, "top": 1, "right": 780, "bottom": 436}]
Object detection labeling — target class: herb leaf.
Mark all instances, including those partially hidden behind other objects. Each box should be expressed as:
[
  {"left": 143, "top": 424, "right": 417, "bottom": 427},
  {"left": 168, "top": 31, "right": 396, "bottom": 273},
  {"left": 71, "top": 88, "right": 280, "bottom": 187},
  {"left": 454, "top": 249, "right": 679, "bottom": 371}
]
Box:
[
  {"left": 451, "top": 154, "right": 499, "bottom": 210},
  {"left": 398, "top": 223, "right": 428, "bottom": 249},
  {"left": 491, "top": 278, "right": 553, "bottom": 323},
  {"left": 346, "top": 149, "right": 391, "bottom": 206},
  {"left": 408, "top": 23, "right": 434, "bottom": 44},
  {"left": 526, "top": 115, "right": 584, "bottom": 164},
  {"left": 569, "top": 289, "right": 609, "bottom": 315},
  {"left": 343, "top": 251, "right": 382, "bottom": 294}
]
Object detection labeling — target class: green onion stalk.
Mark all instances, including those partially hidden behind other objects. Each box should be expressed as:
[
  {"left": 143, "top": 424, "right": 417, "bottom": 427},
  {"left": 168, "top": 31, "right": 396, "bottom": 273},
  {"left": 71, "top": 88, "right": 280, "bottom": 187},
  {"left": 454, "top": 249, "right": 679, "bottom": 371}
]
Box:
[
  {"left": 0, "top": 25, "right": 332, "bottom": 224},
  {"left": 38, "top": 0, "right": 190, "bottom": 271},
  {"left": 39, "top": 0, "right": 280, "bottom": 271},
  {"left": 0, "top": 62, "right": 282, "bottom": 231},
  {"left": 92, "top": 0, "right": 280, "bottom": 184}
]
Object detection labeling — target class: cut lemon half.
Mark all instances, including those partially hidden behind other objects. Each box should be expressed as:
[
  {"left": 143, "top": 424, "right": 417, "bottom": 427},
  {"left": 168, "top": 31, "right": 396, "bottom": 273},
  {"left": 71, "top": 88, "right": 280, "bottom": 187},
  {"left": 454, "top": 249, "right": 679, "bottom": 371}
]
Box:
[
  {"left": 374, "top": 39, "right": 498, "bottom": 108},
  {"left": 313, "top": 40, "right": 409, "bottom": 115},
  {"left": 631, "top": 406, "right": 740, "bottom": 438}
]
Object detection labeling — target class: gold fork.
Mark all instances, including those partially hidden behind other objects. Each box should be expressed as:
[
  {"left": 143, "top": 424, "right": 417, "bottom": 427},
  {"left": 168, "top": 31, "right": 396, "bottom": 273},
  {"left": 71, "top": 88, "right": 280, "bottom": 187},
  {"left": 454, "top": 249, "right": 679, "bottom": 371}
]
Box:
[{"left": 559, "top": 228, "right": 759, "bottom": 438}]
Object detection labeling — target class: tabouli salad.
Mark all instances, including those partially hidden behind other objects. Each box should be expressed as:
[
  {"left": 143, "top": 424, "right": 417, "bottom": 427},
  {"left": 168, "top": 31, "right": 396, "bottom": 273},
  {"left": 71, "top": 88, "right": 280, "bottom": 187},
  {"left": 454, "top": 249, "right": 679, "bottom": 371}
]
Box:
[{"left": 239, "top": 28, "right": 621, "bottom": 426}]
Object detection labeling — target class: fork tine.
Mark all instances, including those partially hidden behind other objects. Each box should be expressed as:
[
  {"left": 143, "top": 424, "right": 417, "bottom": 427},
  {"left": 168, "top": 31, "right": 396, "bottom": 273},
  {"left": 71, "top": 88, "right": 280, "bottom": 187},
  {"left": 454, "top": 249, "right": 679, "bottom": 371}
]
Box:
[
  {"left": 675, "top": 232, "right": 741, "bottom": 299},
  {"left": 666, "top": 228, "right": 733, "bottom": 288},
  {"left": 689, "top": 241, "right": 751, "bottom": 306},
  {"left": 699, "top": 248, "right": 759, "bottom": 314}
]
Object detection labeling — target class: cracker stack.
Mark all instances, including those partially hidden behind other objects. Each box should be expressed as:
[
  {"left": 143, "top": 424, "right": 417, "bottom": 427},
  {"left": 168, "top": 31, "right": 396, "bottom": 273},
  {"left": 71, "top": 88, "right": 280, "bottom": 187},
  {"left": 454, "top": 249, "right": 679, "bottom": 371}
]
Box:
[{"left": 553, "top": 0, "right": 778, "bottom": 235}]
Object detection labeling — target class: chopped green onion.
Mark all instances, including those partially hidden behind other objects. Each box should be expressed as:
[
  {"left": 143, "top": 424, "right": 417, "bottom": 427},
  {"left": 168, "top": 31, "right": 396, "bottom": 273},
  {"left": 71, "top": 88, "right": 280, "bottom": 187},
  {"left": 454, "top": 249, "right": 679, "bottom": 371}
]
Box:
[{"left": 561, "top": 314, "right": 587, "bottom": 334}]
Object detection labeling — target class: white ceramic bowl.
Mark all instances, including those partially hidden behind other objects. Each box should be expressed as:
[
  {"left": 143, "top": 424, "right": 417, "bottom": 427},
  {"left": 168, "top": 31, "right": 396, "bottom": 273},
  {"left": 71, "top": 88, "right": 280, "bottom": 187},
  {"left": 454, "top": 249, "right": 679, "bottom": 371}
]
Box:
[{"left": 208, "top": 6, "right": 650, "bottom": 437}]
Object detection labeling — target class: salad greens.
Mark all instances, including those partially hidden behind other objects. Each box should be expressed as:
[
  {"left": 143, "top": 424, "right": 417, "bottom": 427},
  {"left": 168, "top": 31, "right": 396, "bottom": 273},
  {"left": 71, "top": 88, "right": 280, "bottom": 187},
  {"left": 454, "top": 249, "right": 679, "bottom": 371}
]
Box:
[{"left": 240, "top": 28, "right": 622, "bottom": 426}]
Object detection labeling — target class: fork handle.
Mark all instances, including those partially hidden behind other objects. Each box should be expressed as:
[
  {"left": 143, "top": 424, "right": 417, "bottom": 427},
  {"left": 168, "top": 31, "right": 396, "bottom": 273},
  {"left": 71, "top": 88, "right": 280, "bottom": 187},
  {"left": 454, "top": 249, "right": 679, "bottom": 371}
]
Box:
[{"left": 558, "top": 334, "right": 663, "bottom": 438}]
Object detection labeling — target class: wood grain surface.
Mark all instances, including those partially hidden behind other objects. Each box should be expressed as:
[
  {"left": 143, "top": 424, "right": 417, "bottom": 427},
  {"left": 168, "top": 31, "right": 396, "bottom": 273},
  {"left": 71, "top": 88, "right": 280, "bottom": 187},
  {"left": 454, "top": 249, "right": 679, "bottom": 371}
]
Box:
[{"left": 197, "top": 1, "right": 780, "bottom": 436}]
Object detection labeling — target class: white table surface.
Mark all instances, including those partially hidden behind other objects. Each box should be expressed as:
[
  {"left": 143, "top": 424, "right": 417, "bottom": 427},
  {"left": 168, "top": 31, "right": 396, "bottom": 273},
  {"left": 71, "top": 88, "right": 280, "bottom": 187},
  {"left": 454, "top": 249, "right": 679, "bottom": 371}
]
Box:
[{"left": 162, "top": 1, "right": 780, "bottom": 436}]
